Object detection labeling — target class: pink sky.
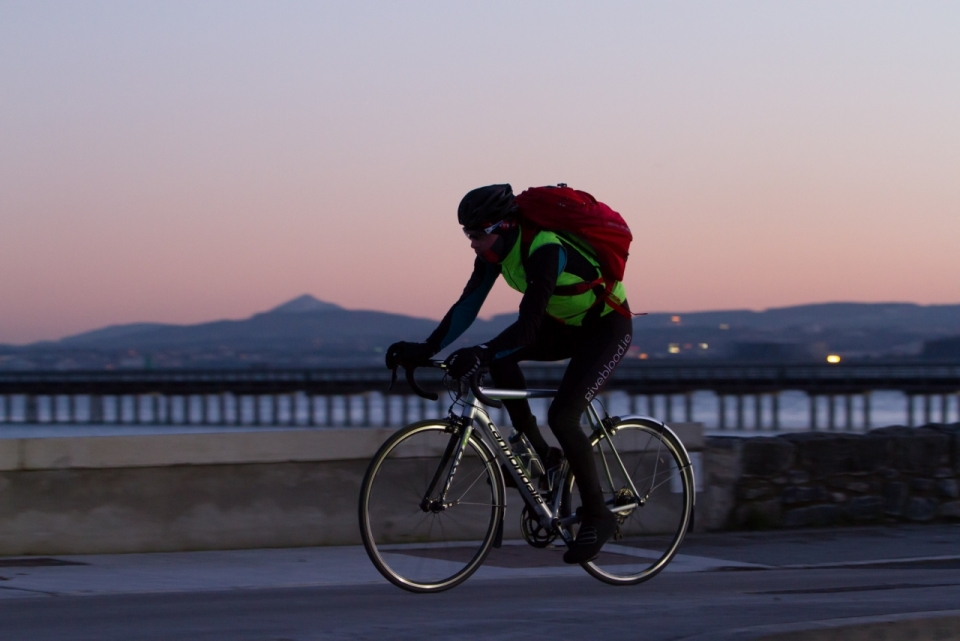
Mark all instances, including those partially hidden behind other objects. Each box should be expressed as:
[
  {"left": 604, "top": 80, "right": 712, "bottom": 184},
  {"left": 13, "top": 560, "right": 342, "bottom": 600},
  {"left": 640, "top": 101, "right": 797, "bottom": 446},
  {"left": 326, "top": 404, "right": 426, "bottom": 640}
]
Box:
[{"left": 2, "top": 2, "right": 958, "bottom": 344}]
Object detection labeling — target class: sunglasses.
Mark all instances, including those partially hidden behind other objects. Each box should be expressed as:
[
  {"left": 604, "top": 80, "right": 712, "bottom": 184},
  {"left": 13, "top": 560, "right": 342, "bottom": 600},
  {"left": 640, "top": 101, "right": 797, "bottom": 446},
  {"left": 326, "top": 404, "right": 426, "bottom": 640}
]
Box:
[{"left": 462, "top": 220, "right": 505, "bottom": 241}]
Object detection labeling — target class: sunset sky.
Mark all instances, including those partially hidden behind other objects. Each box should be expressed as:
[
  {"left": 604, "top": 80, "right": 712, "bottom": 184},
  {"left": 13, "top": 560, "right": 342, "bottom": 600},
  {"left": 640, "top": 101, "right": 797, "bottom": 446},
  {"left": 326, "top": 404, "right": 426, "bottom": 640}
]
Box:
[{"left": 2, "top": 1, "right": 958, "bottom": 344}]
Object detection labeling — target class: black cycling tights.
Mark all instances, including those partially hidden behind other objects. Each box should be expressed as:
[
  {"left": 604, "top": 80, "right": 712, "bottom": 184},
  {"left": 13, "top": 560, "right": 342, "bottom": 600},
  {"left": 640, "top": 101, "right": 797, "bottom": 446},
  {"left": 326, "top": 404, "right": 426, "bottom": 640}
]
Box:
[{"left": 488, "top": 308, "right": 633, "bottom": 517}]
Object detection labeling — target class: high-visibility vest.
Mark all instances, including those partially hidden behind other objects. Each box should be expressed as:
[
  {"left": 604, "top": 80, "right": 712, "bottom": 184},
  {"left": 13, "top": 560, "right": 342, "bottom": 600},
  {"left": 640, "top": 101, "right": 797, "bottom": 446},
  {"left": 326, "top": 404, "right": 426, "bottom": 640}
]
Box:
[{"left": 499, "top": 227, "right": 627, "bottom": 326}]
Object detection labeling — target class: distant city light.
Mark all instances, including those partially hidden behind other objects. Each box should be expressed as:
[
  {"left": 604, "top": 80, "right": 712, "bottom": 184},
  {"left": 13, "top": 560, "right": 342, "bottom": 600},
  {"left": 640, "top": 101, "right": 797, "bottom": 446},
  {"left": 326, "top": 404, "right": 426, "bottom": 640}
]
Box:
[
  {"left": 719, "top": 324, "right": 729, "bottom": 330},
  {"left": 639, "top": 353, "right": 648, "bottom": 360},
  {"left": 671, "top": 315, "right": 681, "bottom": 324},
  {"left": 699, "top": 343, "right": 709, "bottom": 349},
  {"left": 668, "top": 343, "right": 680, "bottom": 354},
  {"left": 826, "top": 354, "right": 841, "bottom": 364}
]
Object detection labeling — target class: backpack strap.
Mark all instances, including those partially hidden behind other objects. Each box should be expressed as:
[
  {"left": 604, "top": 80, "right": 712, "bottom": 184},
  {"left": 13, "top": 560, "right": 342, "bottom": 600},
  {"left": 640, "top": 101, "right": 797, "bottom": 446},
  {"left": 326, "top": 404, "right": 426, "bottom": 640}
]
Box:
[{"left": 520, "top": 225, "right": 636, "bottom": 319}]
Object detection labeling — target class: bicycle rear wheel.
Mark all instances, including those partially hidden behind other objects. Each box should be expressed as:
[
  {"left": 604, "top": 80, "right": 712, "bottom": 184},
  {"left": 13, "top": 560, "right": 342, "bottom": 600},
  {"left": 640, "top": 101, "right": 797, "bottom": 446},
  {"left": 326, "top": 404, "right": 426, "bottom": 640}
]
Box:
[
  {"left": 563, "top": 418, "right": 694, "bottom": 585},
  {"left": 359, "top": 420, "right": 505, "bottom": 593}
]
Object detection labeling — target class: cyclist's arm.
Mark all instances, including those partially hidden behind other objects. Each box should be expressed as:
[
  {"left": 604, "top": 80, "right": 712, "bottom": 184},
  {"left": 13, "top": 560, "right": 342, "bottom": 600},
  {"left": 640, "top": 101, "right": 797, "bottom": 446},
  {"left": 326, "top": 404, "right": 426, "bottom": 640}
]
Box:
[
  {"left": 425, "top": 257, "right": 501, "bottom": 353},
  {"left": 484, "top": 243, "right": 563, "bottom": 358}
]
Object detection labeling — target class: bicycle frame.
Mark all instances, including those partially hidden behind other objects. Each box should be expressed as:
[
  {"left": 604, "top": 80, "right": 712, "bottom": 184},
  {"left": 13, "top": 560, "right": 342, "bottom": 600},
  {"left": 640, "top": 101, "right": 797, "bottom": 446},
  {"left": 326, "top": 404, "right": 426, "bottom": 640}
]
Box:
[{"left": 425, "top": 385, "right": 644, "bottom": 544}]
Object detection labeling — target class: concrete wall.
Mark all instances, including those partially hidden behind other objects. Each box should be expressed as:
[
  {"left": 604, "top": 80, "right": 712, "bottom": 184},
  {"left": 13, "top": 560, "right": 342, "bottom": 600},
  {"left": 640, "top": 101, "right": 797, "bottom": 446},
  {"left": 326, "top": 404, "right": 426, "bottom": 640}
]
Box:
[{"left": 0, "top": 423, "right": 705, "bottom": 555}]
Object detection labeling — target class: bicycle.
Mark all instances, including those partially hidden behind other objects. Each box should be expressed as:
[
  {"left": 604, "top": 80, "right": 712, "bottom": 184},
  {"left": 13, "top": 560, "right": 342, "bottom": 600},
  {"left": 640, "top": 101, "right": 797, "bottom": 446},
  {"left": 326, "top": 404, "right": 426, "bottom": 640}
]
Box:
[{"left": 358, "top": 361, "right": 696, "bottom": 593}]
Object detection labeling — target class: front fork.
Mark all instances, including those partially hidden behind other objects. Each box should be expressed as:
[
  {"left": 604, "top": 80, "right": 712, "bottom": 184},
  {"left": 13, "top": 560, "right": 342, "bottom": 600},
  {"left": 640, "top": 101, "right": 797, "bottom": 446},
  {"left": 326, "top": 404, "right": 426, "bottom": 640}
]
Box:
[{"left": 419, "top": 417, "right": 474, "bottom": 513}]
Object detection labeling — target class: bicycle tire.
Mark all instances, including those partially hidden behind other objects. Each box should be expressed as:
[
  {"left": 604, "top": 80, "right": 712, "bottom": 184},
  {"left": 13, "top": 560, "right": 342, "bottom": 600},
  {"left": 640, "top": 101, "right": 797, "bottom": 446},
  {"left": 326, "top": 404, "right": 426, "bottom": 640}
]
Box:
[
  {"left": 562, "top": 417, "right": 694, "bottom": 585},
  {"left": 359, "top": 420, "right": 505, "bottom": 593}
]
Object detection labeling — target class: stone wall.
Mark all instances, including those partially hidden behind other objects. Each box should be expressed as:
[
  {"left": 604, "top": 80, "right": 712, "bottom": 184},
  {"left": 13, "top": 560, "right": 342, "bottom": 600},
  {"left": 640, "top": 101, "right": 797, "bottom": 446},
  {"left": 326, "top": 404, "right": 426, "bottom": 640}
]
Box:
[{"left": 702, "top": 423, "right": 960, "bottom": 530}]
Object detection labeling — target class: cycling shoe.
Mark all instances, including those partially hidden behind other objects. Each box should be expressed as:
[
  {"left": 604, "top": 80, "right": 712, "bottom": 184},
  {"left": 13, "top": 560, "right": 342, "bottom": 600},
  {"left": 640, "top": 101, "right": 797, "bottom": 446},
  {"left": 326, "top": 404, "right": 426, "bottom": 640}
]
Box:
[{"left": 563, "top": 508, "right": 617, "bottom": 564}]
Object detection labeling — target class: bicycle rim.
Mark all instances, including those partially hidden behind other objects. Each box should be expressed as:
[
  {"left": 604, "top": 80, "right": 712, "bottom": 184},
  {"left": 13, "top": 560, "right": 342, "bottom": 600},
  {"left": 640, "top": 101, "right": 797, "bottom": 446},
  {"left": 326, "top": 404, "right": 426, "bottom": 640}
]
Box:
[
  {"left": 359, "top": 420, "right": 504, "bottom": 593},
  {"left": 564, "top": 419, "right": 694, "bottom": 585}
]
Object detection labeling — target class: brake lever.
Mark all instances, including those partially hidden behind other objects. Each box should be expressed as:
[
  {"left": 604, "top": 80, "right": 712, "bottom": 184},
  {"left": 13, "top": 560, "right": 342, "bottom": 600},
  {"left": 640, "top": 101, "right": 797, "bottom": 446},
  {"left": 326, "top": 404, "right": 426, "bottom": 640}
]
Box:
[{"left": 388, "top": 366, "right": 398, "bottom": 391}]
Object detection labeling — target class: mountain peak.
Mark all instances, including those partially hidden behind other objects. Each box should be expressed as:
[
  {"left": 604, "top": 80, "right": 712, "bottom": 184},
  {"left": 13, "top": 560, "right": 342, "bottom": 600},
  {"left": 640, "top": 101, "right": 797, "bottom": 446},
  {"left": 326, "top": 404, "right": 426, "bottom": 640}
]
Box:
[{"left": 268, "top": 295, "right": 343, "bottom": 314}]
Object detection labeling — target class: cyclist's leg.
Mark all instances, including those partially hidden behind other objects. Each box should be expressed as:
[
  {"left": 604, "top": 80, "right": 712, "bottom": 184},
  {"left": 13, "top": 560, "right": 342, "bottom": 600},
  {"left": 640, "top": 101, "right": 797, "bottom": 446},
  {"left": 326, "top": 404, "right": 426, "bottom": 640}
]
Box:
[
  {"left": 489, "top": 359, "right": 552, "bottom": 460},
  {"left": 545, "top": 308, "right": 633, "bottom": 561},
  {"left": 488, "top": 321, "right": 572, "bottom": 461}
]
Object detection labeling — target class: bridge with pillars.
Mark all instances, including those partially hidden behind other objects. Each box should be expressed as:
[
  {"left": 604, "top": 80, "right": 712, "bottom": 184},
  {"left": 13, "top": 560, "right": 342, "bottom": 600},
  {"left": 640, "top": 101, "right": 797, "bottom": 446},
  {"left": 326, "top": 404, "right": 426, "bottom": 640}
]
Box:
[{"left": 0, "top": 362, "right": 958, "bottom": 430}]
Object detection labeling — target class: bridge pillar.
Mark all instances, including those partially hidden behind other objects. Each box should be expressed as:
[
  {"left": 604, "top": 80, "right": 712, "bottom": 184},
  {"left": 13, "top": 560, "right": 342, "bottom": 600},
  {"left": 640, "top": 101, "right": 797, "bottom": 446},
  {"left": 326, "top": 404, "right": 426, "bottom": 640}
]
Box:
[
  {"left": 845, "top": 395, "right": 853, "bottom": 431},
  {"left": 25, "top": 395, "right": 39, "bottom": 424},
  {"left": 89, "top": 395, "right": 104, "bottom": 423},
  {"left": 684, "top": 392, "right": 693, "bottom": 423},
  {"left": 718, "top": 395, "right": 726, "bottom": 430},
  {"left": 809, "top": 394, "right": 818, "bottom": 430},
  {"left": 250, "top": 395, "right": 260, "bottom": 425},
  {"left": 665, "top": 395, "right": 673, "bottom": 423},
  {"left": 381, "top": 395, "right": 392, "bottom": 427},
  {"left": 828, "top": 395, "right": 837, "bottom": 431},
  {"left": 361, "top": 393, "right": 371, "bottom": 427},
  {"left": 421, "top": 396, "right": 433, "bottom": 422},
  {"left": 163, "top": 396, "right": 173, "bottom": 424},
  {"left": 74, "top": 395, "right": 84, "bottom": 423},
  {"left": 269, "top": 395, "right": 279, "bottom": 425},
  {"left": 646, "top": 395, "right": 655, "bottom": 418},
  {"left": 863, "top": 392, "right": 871, "bottom": 430},
  {"left": 772, "top": 392, "right": 780, "bottom": 431},
  {"left": 907, "top": 395, "right": 915, "bottom": 427},
  {"left": 923, "top": 394, "right": 932, "bottom": 425},
  {"left": 736, "top": 395, "right": 744, "bottom": 430},
  {"left": 942, "top": 394, "right": 949, "bottom": 424},
  {"left": 754, "top": 395, "right": 762, "bottom": 430}
]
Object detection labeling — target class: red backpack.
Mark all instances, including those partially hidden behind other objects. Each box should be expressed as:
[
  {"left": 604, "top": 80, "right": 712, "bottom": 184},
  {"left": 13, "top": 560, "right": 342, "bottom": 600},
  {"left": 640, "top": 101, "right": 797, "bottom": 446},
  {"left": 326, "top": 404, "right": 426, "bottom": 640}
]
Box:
[{"left": 514, "top": 184, "right": 634, "bottom": 318}]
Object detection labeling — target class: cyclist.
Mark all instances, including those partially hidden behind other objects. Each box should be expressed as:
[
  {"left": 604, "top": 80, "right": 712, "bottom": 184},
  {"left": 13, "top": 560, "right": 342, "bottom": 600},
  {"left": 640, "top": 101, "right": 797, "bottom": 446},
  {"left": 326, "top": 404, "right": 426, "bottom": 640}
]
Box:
[{"left": 386, "top": 184, "right": 632, "bottom": 564}]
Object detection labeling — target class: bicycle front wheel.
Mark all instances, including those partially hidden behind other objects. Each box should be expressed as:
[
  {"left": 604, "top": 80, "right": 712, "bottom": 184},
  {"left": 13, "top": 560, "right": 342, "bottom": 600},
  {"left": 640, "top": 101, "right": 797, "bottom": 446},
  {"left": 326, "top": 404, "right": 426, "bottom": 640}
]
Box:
[
  {"left": 563, "top": 418, "right": 694, "bottom": 585},
  {"left": 359, "top": 420, "right": 505, "bottom": 593}
]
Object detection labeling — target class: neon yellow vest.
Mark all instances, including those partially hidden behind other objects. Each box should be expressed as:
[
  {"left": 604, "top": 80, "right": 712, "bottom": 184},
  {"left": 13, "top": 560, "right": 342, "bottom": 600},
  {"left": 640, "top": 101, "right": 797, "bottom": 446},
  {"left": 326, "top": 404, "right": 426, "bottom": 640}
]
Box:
[{"left": 499, "top": 228, "right": 627, "bottom": 326}]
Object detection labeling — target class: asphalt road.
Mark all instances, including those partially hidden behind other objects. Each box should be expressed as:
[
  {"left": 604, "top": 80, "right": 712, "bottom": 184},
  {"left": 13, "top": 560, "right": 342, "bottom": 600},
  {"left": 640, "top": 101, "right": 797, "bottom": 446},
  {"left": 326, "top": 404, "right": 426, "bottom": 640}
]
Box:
[{"left": 0, "top": 525, "right": 958, "bottom": 641}]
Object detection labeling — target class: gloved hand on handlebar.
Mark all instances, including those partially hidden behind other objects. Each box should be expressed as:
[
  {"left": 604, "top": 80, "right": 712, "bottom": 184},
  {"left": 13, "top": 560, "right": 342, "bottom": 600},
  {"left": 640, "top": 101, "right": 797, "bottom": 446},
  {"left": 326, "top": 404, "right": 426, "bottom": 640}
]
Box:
[
  {"left": 385, "top": 341, "right": 434, "bottom": 370},
  {"left": 444, "top": 345, "right": 491, "bottom": 379}
]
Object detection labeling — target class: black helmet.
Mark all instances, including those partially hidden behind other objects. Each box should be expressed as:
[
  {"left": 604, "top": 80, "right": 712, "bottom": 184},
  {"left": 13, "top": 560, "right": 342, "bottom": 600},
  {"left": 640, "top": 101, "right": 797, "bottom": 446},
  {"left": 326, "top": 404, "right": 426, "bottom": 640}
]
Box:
[{"left": 457, "top": 184, "right": 517, "bottom": 230}]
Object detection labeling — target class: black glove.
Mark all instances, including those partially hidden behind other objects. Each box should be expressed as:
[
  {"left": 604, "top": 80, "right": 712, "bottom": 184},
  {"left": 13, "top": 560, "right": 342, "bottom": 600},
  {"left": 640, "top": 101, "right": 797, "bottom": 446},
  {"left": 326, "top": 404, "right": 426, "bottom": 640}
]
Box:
[
  {"left": 385, "top": 341, "right": 434, "bottom": 370},
  {"left": 444, "top": 345, "right": 490, "bottom": 379}
]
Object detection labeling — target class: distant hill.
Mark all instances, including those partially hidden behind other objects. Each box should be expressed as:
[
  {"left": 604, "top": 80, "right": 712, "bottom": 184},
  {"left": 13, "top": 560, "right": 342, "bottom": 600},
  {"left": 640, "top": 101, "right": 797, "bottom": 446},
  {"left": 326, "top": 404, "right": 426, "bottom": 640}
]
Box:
[
  {"left": 639, "top": 303, "right": 960, "bottom": 332},
  {"left": 3, "top": 295, "right": 516, "bottom": 368},
  {"left": 1, "top": 296, "right": 958, "bottom": 369}
]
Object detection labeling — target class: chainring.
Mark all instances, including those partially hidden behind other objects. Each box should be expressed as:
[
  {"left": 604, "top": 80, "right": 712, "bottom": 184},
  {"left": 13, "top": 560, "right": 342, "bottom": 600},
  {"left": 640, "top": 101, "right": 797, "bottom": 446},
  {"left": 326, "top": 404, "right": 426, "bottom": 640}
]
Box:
[{"left": 520, "top": 505, "right": 557, "bottom": 549}]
